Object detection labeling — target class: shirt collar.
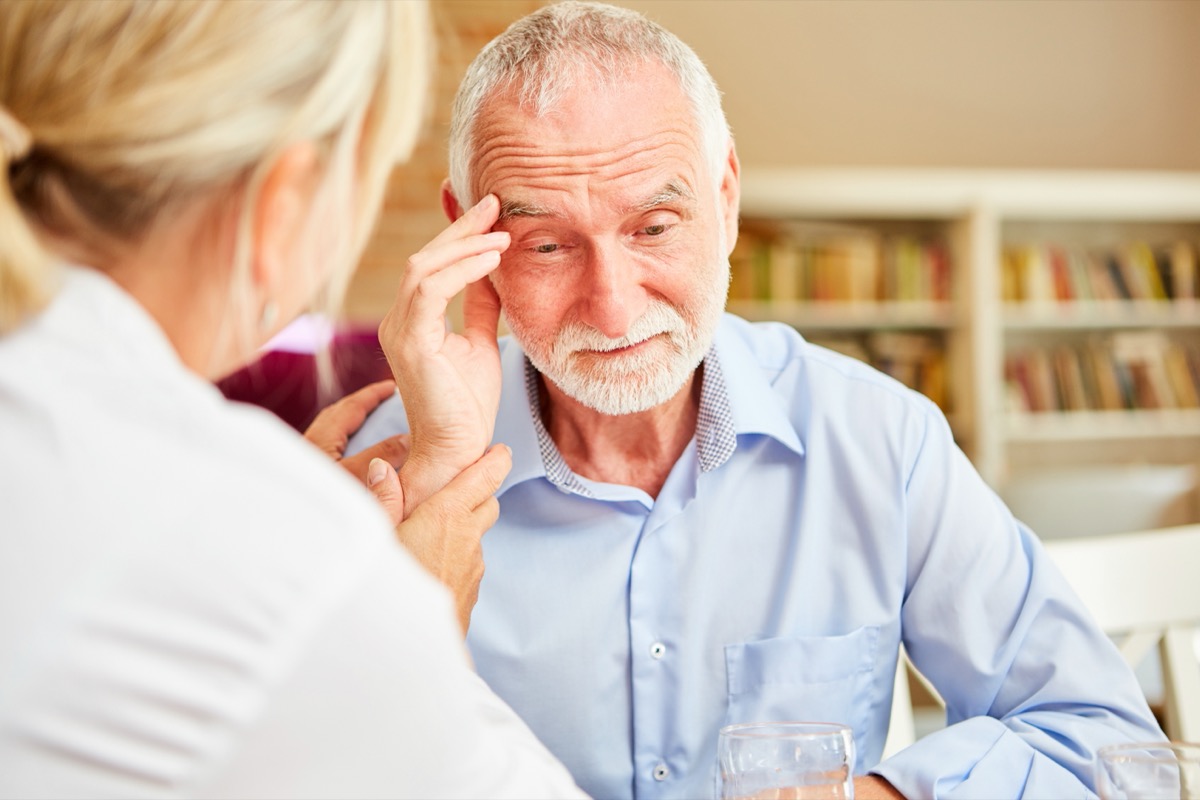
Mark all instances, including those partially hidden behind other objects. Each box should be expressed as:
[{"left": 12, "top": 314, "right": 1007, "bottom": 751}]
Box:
[
  {"left": 493, "top": 315, "right": 804, "bottom": 498},
  {"left": 711, "top": 316, "right": 805, "bottom": 457},
  {"left": 493, "top": 339, "right": 553, "bottom": 497}
]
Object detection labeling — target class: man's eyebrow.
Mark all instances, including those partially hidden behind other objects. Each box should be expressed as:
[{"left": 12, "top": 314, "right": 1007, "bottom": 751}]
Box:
[
  {"left": 497, "top": 198, "right": 560, "bottom": 221},
  {"left": 631, "top": 181, "right": 695, "bottom": 213}
]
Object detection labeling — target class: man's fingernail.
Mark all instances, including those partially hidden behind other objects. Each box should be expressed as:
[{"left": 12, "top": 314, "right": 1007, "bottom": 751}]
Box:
[{"left": 367, "top": 458, "right": 389, "bottom": 487}]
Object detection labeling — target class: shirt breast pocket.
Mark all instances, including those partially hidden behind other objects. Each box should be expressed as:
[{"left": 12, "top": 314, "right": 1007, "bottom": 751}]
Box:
[{"left": 723, "top": 626, "right": 879, "bottom": 741}]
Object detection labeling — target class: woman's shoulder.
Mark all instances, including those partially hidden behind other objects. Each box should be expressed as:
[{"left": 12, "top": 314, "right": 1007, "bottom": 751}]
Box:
[{"left": 199, "top": 393, "right": 398, "bottom": 553}]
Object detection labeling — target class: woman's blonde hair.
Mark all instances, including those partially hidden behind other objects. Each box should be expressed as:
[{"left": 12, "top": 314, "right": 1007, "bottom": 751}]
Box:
[{"left": 0, "top": 0, "right": 430, "bottom": 337}]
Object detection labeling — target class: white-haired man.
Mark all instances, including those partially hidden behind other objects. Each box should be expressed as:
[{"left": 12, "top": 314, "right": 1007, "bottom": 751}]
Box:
[{"left": 350, "top": 3, "right": 1163, "bottom": 798}]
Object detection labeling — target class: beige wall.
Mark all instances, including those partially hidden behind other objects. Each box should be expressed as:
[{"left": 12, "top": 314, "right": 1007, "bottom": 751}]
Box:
[
  {"left": 346, "top": 0, "right": 1200, "bottom": 323},
  {"left": 348, "top": 0, "right": 544, "bottom": 322},
  {"left": 617, "top": 0, "right": 1200, "bottom": 171}
]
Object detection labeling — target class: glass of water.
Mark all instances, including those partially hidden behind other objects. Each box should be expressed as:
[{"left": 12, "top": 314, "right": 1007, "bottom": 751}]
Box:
[
  {"left": 716, "top": 721, "right": 855, "bottom": 800},
  {"left": 1096, "top": 741, "right": 1200, "bottom": 799}
]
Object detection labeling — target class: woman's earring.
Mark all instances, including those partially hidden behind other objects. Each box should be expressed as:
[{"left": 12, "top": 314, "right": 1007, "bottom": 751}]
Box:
[{"left": 259, "top": 300, "right": 278, "bottom": 333}]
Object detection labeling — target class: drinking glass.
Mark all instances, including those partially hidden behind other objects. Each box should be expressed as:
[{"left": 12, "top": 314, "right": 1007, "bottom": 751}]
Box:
[
  {"left": 716, "top": 721, "right": 855, "bottom": 800},
  {"left": 1096, "top": 741, "right": 1200, "bottom": 799}
]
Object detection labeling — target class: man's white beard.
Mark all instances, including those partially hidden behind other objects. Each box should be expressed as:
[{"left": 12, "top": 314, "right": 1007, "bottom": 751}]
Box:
[{"left": 508, "top": 266, "right": 728, "bottom": 416}]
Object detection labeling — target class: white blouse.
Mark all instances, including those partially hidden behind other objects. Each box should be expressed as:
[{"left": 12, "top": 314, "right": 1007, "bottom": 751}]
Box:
[{"left": 0, "top": 267, "right": 583, "bottom": 799}]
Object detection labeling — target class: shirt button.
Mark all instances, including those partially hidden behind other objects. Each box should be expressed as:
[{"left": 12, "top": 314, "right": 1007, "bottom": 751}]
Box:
[
  {"left": 650, "top": 642, "right": 666, "bottom": 659},
  {"left": 653, "top": 764, "right": 670, "bottom": 781}
]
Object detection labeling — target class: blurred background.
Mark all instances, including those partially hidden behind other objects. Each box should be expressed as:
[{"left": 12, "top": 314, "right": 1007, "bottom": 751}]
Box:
[
  {"left": 350, "top": 0, "right": 1200, "bottom": 323},
  {"left": 229, "top": 0, "right": 1200, "bottom": 536}
]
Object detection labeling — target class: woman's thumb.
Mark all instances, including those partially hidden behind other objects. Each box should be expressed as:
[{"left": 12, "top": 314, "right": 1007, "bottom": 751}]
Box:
[{"left": 367, "top": 457, "right": 405, "bottom": 526}]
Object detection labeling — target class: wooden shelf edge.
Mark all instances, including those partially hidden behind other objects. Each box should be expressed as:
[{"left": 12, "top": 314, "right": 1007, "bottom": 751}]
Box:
[
  {"left": 1003, "top": 301, "right": 1200, "bottom": 330},
  {"left": 727, "top": 300, "right": 957, "bottom": 330},
  {"left": 1005, "top": 409, "right": 1200, "bottom": 442}
]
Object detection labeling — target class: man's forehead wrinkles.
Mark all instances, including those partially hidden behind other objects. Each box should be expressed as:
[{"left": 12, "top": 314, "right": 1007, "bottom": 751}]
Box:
[
  {"left": 479, "top": 156, "right": 699, "bottom": 210},
  {"left": 473, "top": 128, "right": 694, "bottom": 169}
]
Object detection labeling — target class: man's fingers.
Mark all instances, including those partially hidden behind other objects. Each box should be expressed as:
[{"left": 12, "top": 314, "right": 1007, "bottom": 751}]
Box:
[
  {"left": 304, "top": 379, "right": 396, "bottom": 457},
  {"left": 403, "top": 250, "right": 503, "bottom": 334},
  {"left": 422, "top": 193, "right": 502, "bottom": 250},
  {"left": 403, "top": 231, "right": 509, "bottom": 286},
  {"left": 381, "top": 228, "right": 507, "bottom": 360},
  {"left": 462, "top": 275, "right": 503, "bottom": 345}
]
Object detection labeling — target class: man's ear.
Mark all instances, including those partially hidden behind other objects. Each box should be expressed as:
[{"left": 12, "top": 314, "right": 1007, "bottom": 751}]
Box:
[
  {"left": 440, "top": 178, "right": 465, "bottom": 223},
  {"left": 253, "top": 141, "right": 320, "bottom": 295},
  {"left": 718, "top": 142, "right": 741, "bottom": 257}
]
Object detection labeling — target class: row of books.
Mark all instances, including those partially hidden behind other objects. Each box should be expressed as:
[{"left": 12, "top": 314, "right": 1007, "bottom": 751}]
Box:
[
  {"left": 730, "top": 227, "right": 952, "bottom": 304},
  {"left": 1002, "top": 241, "right": 1198, "bottom": 304},
  {"left": 810, "top": 332, "right": 949, "bottom": 412},
  {"left": 1005, "top": 332, "right": 1200, "bottom": 414}
]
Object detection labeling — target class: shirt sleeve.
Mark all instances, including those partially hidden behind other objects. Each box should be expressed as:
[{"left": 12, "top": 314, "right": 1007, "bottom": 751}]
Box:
[
  {"left": 193, "top": 546, "right": 587, "bottom": 800},
  {"left": 871, "top": 405, "right": 1164, "bottom": 799}
]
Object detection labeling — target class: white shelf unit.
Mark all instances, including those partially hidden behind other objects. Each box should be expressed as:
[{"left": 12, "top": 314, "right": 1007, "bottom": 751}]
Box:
[{"left": 737, "top": 168, "right": 1200, "bottom": 495}]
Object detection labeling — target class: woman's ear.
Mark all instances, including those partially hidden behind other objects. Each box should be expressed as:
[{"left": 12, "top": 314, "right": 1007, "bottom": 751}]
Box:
[{"left": 252, "top": 141, "right": 320, "bottom": 296}]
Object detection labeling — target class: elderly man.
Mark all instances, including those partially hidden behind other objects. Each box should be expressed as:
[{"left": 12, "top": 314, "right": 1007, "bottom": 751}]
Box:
[{"left": 350, "top": 3, "right": 1163, "bottom": 798}]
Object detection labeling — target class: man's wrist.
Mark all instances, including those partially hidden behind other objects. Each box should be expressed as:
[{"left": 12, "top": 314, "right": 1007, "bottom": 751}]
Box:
[{"left": 397, "top": 450, "right": 471, "bottom": 517}]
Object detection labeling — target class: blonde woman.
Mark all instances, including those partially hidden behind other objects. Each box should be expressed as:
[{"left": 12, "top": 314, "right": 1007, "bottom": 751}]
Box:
[{"left": 0, "top": 2, "right": 582, "bottom": 797}]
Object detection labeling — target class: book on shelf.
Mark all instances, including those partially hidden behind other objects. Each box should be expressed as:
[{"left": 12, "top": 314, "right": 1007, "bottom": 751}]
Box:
[
  {"left": 809, "top": 331, "right": 949, "bottom": 412},
  {"left": 1128, "top": 243, "right": 1168, "bottom": 301},
  {"left": 1001, "top": 240, "right": 1199, "bottom": 305},
  {"left": 1085, "top": 341, "right": 1125, "bottom": 411},
  {"left": 728, "top": 223, "right": 951, "bottom": 305},
  {"left": 1164, "top": 240, "right": 1198, "bottom": 301},
  {"left": 729, "top": 230, "right": 771, "bottom": 301},
  {"left": 1085, "top": 252, "right": 1120, "bottom": 302},
  {"left": 1105, "top": 253, "right": 1133, "bottom": 301},
  {"left": 1053, "top": 344, "right": 1090, "bottom": 411},
  {"left": 1165, "top": 344, "right": 1200, "bottom": 408},
  {"left": 1005, "top": 334, "right": 1200, "bottom": 413},
  {"left": 1110, "top": 331, "right": 1175, "bottom": 409}
]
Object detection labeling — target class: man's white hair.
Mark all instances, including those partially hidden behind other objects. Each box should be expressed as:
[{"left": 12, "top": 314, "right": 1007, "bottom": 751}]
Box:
[{"left": 447, "top": 0, "right": 731, "bottom": 208}]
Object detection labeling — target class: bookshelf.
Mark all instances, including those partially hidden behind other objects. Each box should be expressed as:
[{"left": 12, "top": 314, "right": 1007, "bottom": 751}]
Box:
[{"left": 737, "top": 169, "right": 1200, "bottom": 506}]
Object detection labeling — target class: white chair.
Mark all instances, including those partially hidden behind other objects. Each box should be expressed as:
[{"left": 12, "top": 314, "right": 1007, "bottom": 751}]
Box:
[
  {"left": 882, "top": 646, "right": 940, "bottom": 759},
  {"left": 885, "top": 523, "right": 1200, "bottom": 755},
  {"left": 883, "top": 647, "right": 916, "bottom": 759},
  {"left": 1043, "top": 523, "right": 1200, "bottom": 742}
]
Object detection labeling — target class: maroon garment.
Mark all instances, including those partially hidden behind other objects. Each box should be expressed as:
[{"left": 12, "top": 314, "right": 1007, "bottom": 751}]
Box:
[{"left": 216, "top": 328, "right": 392, "bottom": 432}]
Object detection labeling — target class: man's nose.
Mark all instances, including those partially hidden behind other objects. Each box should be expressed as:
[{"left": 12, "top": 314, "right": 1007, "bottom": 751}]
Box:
[{"left": 579, "top": 240, "right": 647, "bottom": 340}]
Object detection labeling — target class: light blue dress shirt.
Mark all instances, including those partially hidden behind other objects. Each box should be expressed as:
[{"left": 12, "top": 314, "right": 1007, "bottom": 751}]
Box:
[{"left": 349, "top": 314, "right": 1163, "bottom": 800}]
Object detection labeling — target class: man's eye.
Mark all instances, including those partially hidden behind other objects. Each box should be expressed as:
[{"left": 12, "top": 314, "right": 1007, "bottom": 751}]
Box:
[
  {"left": 644, "top": 224, "right": 667, "bottom": 236},
  {"left": 534, "top": 243, "right": 559, "bottom": 254}
]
